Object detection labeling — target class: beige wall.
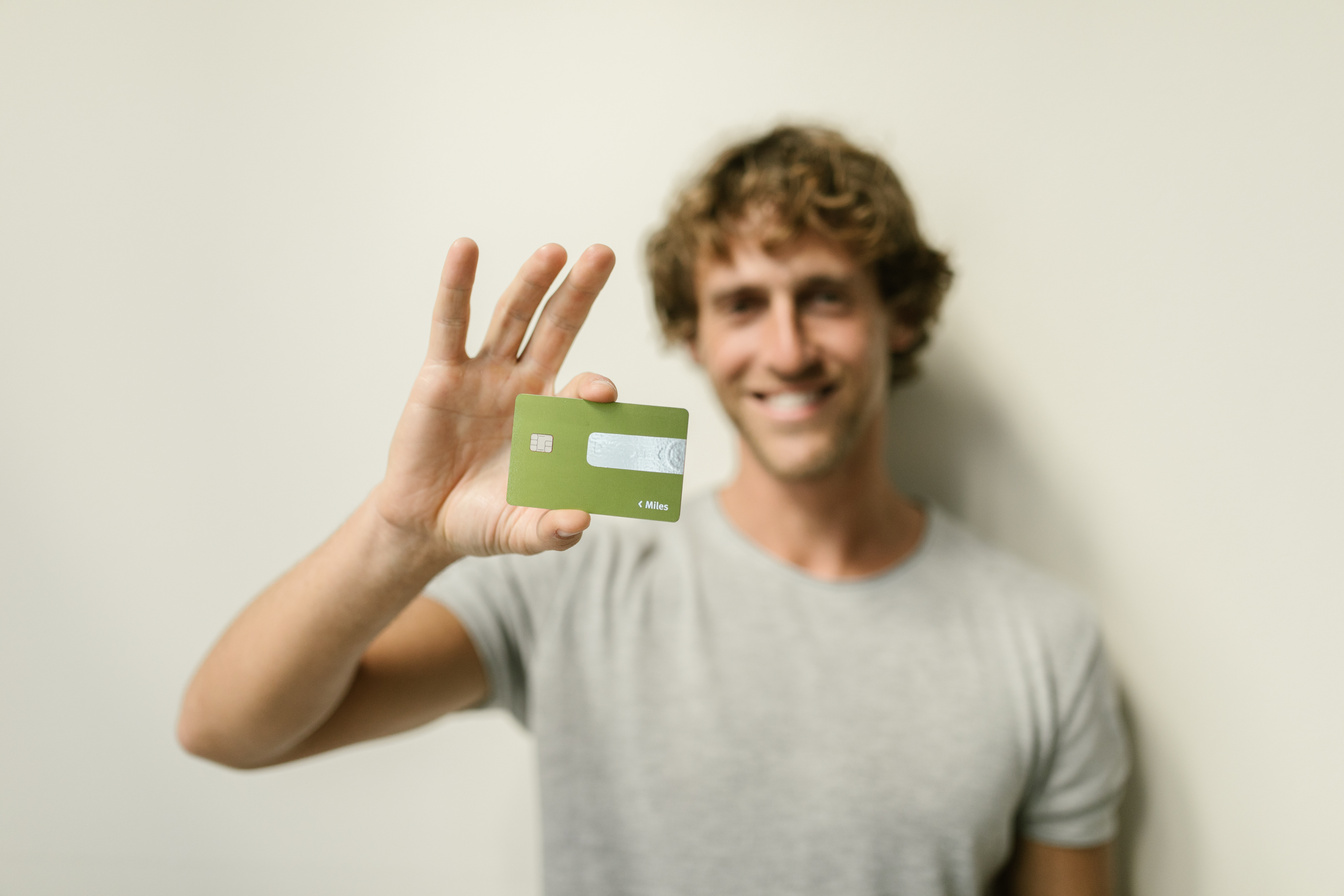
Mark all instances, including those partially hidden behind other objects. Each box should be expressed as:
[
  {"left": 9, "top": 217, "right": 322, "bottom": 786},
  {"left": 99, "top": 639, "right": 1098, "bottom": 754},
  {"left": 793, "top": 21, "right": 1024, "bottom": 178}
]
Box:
[{"left": 3, "top": 2, "right": 1341, "bottom": 893}]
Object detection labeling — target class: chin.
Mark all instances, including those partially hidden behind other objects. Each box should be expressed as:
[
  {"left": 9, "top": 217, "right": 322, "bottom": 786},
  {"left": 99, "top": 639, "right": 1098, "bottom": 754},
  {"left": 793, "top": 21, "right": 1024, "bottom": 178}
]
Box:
[{"left": 746, "top": 440, "right": 851, "bottom": 483}]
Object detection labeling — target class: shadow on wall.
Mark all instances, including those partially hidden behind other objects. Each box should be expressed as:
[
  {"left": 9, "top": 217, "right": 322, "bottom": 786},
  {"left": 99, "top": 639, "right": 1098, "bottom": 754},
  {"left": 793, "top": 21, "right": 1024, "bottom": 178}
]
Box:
[
  {"left": 883, "top": 353, "right": 1154, "bottom": 896},
  {"left": 884, "top": 352, "right": 1095, "bottom": 586},
  {"left": 1115, "top": 696, "right": 1147, "bottom": 896}
]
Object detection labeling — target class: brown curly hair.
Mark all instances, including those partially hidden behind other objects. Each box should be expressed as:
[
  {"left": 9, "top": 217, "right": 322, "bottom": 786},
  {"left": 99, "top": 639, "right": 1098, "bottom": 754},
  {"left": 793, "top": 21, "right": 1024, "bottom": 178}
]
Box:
[{"left": 646, "top": 125, "right": 953, "bottom": 386}]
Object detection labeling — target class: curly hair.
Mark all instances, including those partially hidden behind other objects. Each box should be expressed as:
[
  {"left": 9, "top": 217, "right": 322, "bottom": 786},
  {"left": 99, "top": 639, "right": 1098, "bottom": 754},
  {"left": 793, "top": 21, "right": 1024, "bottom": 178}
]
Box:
[{"left": 646, "top": 125, "right": 953, "bottom": 386}]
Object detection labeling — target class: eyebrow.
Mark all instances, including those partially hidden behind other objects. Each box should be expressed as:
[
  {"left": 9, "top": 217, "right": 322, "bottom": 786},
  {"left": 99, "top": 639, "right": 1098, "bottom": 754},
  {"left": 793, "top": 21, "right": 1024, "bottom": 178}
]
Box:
[
  {"left": 707, "top": 274, "right": 856, "bottom": 306},
  {"left": 795, "top": 275, "right": 853, "bottom": 292}
]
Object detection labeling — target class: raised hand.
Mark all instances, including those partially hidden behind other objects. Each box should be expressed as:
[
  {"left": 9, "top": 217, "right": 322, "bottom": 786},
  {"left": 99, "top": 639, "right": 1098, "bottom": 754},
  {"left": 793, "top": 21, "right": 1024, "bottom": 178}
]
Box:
[{"left": 372, "top": 238, "right": 617, "bottom": 560}]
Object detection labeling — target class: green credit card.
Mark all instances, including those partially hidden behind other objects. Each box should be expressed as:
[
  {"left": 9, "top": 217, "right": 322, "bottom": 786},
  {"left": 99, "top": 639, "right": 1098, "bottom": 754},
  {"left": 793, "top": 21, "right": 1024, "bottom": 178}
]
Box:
[{"left": 507, "top": 394, "right": 689, "bottom": 522}]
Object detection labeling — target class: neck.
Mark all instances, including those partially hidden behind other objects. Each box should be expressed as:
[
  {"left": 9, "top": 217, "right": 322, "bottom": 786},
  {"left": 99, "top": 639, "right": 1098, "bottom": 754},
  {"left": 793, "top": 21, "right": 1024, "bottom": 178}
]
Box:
[{"left": 717, "top": 432, "right": 925, "bottom": 581}]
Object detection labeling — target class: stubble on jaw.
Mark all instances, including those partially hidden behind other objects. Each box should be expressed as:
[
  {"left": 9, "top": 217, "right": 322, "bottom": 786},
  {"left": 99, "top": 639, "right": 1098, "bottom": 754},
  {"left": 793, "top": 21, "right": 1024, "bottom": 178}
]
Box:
[{"left": 723, "top": 385, "right": 887, "bottom": 485}]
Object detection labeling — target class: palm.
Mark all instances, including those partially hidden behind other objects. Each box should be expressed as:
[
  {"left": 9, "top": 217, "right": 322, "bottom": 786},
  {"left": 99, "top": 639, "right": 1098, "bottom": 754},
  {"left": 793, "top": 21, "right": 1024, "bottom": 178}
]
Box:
[{"left": 375, "top": 240, "right": 616, "bottom": 559}]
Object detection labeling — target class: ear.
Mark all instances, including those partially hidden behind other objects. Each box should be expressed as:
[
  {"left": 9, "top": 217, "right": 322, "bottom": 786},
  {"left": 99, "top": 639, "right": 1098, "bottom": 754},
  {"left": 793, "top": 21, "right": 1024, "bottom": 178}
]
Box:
[
  {"left": 686, "top": 336, "right": 702, "bottom": 366},
  {"left": 889, "top": 321, "right": 919, "bottom": 354}
]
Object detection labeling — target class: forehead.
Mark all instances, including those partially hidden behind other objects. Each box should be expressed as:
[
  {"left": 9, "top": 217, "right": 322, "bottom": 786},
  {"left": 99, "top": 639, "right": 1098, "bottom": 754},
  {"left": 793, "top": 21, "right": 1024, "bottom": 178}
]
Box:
[{"left": 693, "top": 231, "right": 867, "bottom": 301}]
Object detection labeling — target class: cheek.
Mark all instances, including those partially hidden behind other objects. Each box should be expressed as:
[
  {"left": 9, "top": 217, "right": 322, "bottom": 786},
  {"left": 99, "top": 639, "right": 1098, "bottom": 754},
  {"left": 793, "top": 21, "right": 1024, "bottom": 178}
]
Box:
[
  {"left": 817, "top": 321, "right": 887, "bottom": 368},
  {"left": 698, "top": 328, "right": 754, "bottom": 381}
]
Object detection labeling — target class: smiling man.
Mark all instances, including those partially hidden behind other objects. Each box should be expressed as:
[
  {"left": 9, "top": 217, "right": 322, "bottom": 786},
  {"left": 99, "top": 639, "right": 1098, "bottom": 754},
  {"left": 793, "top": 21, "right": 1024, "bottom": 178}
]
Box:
[{"left": 180, "top": 125, "right": 1128, "bottom": 895}]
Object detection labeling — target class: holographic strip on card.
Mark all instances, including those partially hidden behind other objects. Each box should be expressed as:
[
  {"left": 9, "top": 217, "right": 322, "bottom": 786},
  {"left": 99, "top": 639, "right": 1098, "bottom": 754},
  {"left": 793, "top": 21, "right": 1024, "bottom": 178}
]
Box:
[{"left": 586, "top": 432, "right": 686, "bottom": 475}]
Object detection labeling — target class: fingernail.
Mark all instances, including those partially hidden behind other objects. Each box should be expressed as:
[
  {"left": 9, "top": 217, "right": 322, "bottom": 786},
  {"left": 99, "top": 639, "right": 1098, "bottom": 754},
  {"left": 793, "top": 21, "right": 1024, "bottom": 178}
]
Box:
[{"left": 557, "top": 530, "right": 580, "bottom": 539}]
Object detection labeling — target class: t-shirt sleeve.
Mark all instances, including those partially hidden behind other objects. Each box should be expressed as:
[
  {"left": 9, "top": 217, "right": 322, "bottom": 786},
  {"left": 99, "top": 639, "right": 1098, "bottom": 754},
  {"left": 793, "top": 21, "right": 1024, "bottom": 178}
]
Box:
[
  {"left": 1018, "top": 618, "right": 1131, "bottom": 846},
  {"left": 423, "top": 554, "right": 536, "bottom": 727}
]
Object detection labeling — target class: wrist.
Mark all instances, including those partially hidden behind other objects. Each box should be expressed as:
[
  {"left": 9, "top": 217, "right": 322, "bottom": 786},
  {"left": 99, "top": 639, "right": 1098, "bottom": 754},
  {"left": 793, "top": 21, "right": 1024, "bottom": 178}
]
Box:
[{"left": 351, "top": 493, "right": 460, "bottom": 585}]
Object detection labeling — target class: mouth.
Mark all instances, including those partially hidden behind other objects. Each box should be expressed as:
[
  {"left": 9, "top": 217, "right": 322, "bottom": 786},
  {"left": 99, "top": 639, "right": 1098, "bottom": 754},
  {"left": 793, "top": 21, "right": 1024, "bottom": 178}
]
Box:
[{"left": 752, "top": 385, "right": 836, "bottom": 420}]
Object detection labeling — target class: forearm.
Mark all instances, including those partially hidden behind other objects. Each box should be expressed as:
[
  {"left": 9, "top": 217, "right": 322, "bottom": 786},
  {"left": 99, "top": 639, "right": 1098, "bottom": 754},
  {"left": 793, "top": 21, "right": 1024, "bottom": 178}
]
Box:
[
  {"left": 1000, "top": 840, "right": 1113, "bottom": 896},
  {"left": 177, "top": 496, "right": 454, "bottom": 768}
]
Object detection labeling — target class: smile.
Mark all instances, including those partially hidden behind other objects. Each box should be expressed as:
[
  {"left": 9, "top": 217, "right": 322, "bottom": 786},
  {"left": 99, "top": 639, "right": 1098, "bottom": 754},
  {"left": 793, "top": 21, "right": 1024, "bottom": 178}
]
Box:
[{"left": 752, "top": 386, "right": 836, "bottom": 419}]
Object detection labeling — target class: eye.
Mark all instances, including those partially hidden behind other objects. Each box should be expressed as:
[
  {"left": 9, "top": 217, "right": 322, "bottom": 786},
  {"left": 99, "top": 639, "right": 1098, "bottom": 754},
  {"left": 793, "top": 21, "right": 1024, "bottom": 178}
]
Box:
[
  {"left": 715, "top": 291, "right": 766, "bottom": 319},
  {"left": 802, "top": 286, "right": 850, "bottom": 314}
]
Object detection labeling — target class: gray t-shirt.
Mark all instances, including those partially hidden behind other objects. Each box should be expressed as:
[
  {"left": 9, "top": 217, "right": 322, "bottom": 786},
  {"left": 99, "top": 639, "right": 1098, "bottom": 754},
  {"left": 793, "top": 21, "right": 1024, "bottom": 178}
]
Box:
[{"left": 428, "top": 495, "right": 1129, "bottom": 896}]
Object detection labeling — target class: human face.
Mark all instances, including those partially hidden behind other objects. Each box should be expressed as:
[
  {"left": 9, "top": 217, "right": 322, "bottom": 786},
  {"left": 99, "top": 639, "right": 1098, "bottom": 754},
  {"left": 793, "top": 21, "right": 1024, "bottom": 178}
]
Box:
[{"left": 691, "top": 232, "right": 908, "bottom": 483}]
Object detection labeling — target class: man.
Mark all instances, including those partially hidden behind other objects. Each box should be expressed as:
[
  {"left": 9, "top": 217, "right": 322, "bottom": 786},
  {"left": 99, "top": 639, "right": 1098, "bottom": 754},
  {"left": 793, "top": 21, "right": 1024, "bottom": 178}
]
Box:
[{"left": 179, "top": 126, "right": 1128, "bottom": 895}]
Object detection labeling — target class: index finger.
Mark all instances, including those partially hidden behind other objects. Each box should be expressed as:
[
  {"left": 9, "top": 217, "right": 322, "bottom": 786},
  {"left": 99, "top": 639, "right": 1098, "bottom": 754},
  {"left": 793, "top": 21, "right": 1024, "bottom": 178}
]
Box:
[
  {"left": 519, "top": 244, "right": 615, "bottom": 375},
  {"left": 427, "top": 238, "right": 479, "bottom": 364}
]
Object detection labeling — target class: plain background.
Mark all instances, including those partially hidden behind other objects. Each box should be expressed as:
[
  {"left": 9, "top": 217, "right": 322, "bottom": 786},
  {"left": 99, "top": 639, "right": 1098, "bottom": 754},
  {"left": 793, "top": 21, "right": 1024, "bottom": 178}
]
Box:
[{"left": 2, "top": 2, "right": 1341, "bottom": 893}]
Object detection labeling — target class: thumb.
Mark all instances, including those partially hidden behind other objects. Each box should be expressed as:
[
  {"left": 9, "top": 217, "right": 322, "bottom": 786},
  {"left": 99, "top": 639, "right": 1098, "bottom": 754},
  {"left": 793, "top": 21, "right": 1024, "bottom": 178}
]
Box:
[
  {"left": 537, "top": 508, "right": 592, "bottom": 551},
  {"left": 558, "top": 372, "right": 617, "bottom": 403}
]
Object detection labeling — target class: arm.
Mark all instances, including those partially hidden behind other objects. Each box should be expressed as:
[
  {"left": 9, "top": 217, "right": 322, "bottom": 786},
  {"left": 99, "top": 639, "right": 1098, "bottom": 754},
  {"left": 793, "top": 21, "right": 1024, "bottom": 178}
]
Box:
[
  {"left": 998, "top": 839, "right": 1114, "bottom": 896},
  {"left": 177, "top": 239, "right": 617, "bottom": 769}
]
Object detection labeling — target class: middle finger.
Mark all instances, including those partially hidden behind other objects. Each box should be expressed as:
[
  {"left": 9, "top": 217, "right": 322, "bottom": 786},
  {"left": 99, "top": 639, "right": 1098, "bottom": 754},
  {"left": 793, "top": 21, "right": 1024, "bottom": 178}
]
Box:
[
  {"left": 477, "top": 244, "right": 568, "bottom": 359},
  {"left": 520, "top": 244, "right": 615, "bottom": 376}
]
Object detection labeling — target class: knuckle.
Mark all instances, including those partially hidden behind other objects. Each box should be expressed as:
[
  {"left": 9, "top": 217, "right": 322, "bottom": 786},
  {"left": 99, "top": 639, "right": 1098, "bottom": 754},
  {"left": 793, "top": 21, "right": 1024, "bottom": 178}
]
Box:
[
  {"left": 504, "top": 303, "right": 534, "bottom": 325},
  {"left": 542, "top": 308, "right": 582, "bottom": 333}
]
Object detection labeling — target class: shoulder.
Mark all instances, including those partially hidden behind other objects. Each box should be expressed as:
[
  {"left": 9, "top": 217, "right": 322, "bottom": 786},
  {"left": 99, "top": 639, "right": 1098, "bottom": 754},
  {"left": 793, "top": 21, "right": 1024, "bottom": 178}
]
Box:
[{"left": 917, "top": 506, "right": 1104, "bottom": 662}]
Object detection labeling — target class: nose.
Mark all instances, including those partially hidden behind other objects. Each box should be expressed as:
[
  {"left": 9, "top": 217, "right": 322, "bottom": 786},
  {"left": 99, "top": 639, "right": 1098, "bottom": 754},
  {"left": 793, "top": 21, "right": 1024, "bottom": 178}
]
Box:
[{"left": 762, "top": 297, "right": 814, "bottom": 376}]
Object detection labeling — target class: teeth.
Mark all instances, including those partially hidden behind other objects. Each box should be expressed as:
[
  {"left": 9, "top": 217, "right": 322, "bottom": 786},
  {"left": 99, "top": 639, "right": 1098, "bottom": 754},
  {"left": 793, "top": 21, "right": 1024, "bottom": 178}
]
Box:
[{"left": 764, "top": 391, "right": 822, "bottom": 409}]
